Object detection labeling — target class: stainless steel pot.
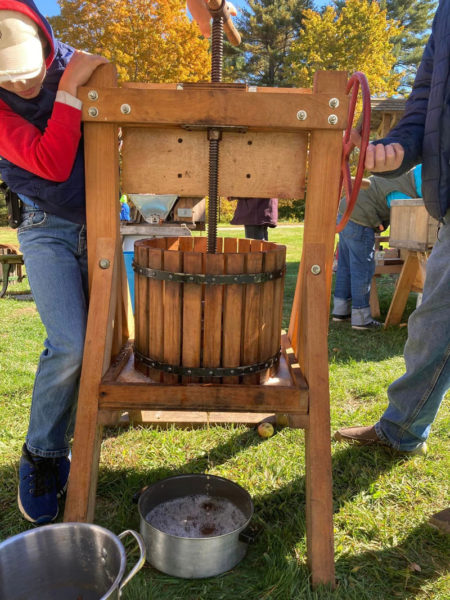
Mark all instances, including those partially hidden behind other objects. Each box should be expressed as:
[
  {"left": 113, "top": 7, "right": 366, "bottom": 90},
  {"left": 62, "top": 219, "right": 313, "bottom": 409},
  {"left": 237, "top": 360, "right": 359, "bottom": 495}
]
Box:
[
  {"left": 137, "top": 473, "right": 254, "bottom": 579},
  {"left": 0, "top": 522, "right": 146, "bottom": 599}
]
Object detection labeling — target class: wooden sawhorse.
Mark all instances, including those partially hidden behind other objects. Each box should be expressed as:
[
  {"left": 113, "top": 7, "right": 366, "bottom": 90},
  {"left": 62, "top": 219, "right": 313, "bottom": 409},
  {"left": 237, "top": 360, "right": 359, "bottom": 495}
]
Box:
[
  {"left": 63, "top": 65, "right": 350, "bottom": 587},
  {"left": 0, "top": 244, "right": 25, "bottom": 298},
  {"left": 369, "top": 236, "right": 403, "bottom": 319},
  {"left": 383, "top": 250, "right": 428, "bottom": 328}
]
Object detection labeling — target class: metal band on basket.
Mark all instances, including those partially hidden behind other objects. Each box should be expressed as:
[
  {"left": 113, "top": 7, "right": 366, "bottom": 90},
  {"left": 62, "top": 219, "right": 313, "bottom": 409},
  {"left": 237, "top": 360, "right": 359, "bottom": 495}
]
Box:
[
  {"left": 134, "top": 347, "right": 281, "bottom": 377},
  {"left": 133, "top": 263, "right": 285, "bottom": 285}
]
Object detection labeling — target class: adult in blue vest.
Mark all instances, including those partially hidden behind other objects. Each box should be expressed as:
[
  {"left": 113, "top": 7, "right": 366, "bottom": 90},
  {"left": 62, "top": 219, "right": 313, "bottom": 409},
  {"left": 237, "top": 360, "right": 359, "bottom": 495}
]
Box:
[{"left": 335, "top": 1, "right": 449, "bottom": 533}]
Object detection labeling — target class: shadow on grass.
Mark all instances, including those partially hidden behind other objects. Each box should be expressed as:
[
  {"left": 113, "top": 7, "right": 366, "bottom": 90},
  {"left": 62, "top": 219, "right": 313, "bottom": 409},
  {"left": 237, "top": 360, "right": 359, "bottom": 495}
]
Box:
[
  {"left": 43, "top": 432, "right": 447, "bottom": 600},
  {"left": 0, "top": 435, "right": 446, "bottom": 600},
  {"left": 284, "top": 265, "right": 415, "bottom": 364},
  {"left": 327, "top": 273, "right": 420, "bottom": 365}
]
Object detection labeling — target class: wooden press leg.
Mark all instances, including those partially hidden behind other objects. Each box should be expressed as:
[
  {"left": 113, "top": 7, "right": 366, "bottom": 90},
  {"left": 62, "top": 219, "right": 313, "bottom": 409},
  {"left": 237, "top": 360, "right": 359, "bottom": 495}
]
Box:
[
  {"left": 64, "top": 238, "right": 118, "bottom": 522},
  {"left": 301, "top": 244, "right": 335, "bottom": 587}
]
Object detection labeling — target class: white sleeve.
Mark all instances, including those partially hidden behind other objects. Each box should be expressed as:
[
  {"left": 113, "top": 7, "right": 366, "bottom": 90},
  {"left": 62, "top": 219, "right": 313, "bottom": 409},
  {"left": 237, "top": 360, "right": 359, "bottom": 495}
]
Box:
[{"left": 55, "top": 90, "right": 82, "bottom": 111}]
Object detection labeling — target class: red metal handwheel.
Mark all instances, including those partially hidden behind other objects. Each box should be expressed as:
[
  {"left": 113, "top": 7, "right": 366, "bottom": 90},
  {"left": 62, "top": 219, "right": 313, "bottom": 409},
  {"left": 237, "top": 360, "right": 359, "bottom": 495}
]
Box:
[{"left": 336, "top": 72, "right": 371, "bottom": 233}]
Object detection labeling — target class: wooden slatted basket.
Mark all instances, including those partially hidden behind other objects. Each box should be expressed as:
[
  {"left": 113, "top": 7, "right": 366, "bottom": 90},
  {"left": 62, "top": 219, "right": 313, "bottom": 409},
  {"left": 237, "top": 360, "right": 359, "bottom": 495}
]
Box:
[{"left": 133, "top": 236, "right": 286, "bottom": 385}]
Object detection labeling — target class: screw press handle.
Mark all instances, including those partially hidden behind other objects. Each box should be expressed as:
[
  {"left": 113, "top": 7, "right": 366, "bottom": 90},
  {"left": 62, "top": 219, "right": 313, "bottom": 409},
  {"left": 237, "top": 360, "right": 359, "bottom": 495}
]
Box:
[{"left": 206, "top": 0, "right": 241, "bottom": 46}]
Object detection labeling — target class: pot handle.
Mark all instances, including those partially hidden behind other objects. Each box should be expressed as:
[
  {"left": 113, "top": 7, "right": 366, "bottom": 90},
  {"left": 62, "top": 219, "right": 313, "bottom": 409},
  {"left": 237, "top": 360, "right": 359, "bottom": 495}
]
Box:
[{"left": 117, "top": 529, "right": 147, "bottom": 592}]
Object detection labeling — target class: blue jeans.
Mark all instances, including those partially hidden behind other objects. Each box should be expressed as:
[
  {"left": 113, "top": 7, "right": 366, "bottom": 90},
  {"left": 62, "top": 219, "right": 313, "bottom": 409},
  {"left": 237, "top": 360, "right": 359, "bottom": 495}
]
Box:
[
  {"left": 375, "top": 212, "right": 450, "bottom": 451},
  {"left": 17, "top": 207, "right": 88, "bottom": 458},
  {"left": 333, "top": 220, "right": 376, "bottom": 325}
]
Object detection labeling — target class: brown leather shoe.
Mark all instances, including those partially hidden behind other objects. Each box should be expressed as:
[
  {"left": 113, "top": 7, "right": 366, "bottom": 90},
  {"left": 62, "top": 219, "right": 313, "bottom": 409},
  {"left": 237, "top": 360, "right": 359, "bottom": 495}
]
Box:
[
  {"left": 428, "top": 508, "right": 450, "bottom": 534},
  {"left": 334, "top": 425, "right": 427, "bottom": 455},
  {"left": 334, "top": 425, "right": 385, "bottom": 446}
]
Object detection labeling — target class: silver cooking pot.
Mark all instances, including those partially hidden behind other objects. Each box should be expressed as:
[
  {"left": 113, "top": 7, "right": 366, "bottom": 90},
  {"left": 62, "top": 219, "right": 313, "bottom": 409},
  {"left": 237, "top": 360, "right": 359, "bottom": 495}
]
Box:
[
  {"left": 137, "top": 473, "right": 255, "bottom": 579},
  {"left": 0, "top": 522, "right": 146, "bottom": 599}
]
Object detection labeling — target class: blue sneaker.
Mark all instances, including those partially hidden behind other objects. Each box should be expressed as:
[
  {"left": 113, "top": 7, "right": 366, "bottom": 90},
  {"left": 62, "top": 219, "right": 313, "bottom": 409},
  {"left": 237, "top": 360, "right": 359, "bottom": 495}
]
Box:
[
  {"left": 55, "top": 453, "right": 71, "bottom": 498},
  {"left": 17, "top": 444, "right": 70, "bottom": 525}
]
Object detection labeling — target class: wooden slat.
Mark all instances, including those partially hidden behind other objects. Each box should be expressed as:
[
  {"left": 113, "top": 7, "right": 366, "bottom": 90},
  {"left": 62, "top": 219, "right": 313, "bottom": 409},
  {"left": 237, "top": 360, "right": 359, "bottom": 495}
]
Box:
[
  {"left": 98, "top": 381, "right": 308, "bottom": 413},
  {"left": 259, "top": 248, "right": 276, "bottom": 383},
  {"left": 80, "top": 85, "right": 348, "bottom": 130},
  {"left": 222, "top": 250, "right": 245, "bottom": 384},
  {"left": 134, "top": 243, "right": 149, "bottom": 377},
  {"left": 223, "top": 237, "right": 237, "bottom": 253},
  {"left": 123, "top": 410, "right": 283, "bottom": 427},
  {"left": 302, "top": 244, "right": 334, "bottom": 588},
  {"left": 100, "top": 410, "right": 309, "bottom": 429},
  {"left": 84, "top": 65, "right": 120, "bottom": 286},
  {"left": 238, "top": 238, "right": 251, "bottom": 253},
  {"left": 165, "top": 237, "right": 180, "bottom": 251},
  {"left": 250, "top": 239, "right": 264, "bottom": 252},
  {"left": 121, "top": 129, "right": 307, "bottom": 199},
  {"left": 148, "top": 242, "right": 165, "bottom": 382},
  {"left": 297, "top": 70, "right": 345, "bottom": 589},
  {"left": 281, "top": 334, "right": 309, "bottom": 397},
  {"left": 102, "top": 342, "right": 133, "bottom": 384},
  {"left": 182, "top": 251, "right": 203, "bottom": 383},
  {"left": 163, "top": 248, "right": 183, "bottom": 383},
  {"left": 112, "top": 241, "right": 125, "bottom": 355},
  {"left": 179, "top": 236, "right": 194, "bottom": 252},
  {"left": 203, "top": 253, "right": 225, "bottom": 381},
  {"left": 242, "top": 250, "right": 263, "bottom": 384},
  {"left": 64, "top": 237, "right": 117, "bottom": 523},
  {"left": 194, "top": 236, "right": 207, "bottom": 252},
  {"left": 272, "top": 247, "right": 286, "bottom": 375}
]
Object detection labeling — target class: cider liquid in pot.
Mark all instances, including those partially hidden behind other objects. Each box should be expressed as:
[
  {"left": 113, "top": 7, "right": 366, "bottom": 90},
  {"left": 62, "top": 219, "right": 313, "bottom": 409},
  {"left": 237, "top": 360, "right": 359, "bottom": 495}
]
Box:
[{"left": 145, "top": 494, "right": 247, "bottom": 538}]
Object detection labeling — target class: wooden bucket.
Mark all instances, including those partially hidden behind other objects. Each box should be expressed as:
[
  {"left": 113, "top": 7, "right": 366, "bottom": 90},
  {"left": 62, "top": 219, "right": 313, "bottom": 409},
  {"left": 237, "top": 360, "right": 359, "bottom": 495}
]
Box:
[{"left": 133, "top": 237, "right": 286, "bottom": 384}]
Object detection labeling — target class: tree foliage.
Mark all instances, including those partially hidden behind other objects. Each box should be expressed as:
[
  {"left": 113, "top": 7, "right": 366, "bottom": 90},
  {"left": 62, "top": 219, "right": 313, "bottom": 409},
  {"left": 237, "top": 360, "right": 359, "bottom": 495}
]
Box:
[
  {"left": 224, "top": 0, "right": 313, "bottom": 86},
  {"left": 334, "top": 0, "right": 436, "bottom": 90},
  {"left": 287, "top": 0, "right": 402, "bottom": 96},
  {"left": 50, "top": 0, "right": 210, "bottom": 83},
  {"left": 381, "top": 0, "right": 436, "bottom": 91}
]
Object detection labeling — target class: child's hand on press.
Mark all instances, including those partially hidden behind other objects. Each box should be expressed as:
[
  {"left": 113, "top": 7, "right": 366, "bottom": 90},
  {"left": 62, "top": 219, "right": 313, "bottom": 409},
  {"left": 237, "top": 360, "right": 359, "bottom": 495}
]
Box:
[{"left": 59, "top": 50, "right": 109, "bottom": 97}]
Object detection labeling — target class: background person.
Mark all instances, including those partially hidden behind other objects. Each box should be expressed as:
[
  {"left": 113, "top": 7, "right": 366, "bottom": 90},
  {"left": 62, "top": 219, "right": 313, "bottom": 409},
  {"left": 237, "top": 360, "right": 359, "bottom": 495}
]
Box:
[
  {"left": 333, "top": 165, "right": 422, "bottom": 330},
  {"left": 230, "top": 197, "right": 278, "bottom": 240}
]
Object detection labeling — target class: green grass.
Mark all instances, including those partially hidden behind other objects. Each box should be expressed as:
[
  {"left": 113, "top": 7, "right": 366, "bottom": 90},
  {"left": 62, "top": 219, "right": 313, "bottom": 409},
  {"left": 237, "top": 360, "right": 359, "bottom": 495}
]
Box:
[{"left": 0, "top": 224, "right": 448, "bottom": 599}]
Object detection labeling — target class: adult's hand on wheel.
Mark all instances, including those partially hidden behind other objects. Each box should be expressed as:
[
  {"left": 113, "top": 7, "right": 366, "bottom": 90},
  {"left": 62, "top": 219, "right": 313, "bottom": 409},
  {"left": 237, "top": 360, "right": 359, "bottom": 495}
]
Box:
[{"left": 351, "top": 129, "right": 405, "bottom": 172}]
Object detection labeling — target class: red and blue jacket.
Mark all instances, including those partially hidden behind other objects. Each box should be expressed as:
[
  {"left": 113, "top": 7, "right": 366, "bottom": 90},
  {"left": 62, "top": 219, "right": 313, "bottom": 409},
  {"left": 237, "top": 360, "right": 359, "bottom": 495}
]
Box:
[{"left": 0, "top": 0, "right": 85, "bottom": 224}]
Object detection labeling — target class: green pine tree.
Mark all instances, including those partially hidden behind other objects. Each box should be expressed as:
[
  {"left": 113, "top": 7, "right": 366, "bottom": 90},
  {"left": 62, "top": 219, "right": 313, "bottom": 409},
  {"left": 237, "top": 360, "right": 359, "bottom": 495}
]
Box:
[
  {"left": 224, "top": 0, "right": 313, "bottom": 86},
  {"left": 382, "top": 0, "right": 437, "bottom": 91}
]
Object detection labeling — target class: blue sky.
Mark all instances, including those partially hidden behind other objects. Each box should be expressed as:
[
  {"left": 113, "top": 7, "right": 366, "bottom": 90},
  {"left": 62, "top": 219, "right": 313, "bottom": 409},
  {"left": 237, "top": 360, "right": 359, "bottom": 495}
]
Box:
[{"left": 36, "top": 0, "right": 330, "bottom": 18}]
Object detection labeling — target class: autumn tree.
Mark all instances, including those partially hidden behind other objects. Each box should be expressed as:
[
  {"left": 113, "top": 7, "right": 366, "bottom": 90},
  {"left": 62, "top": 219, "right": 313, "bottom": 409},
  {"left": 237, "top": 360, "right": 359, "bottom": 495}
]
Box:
[
  {"left": 224, "top": 0, "right": 313, "bottom": 86},
  {"left": 334, "top": 0, "right": 436, "bottom": 90},
  {"left": 50, "top": 0, "right": 210, "bottom": 83},
  {"left": 287, "top": 0, "right": 402, "bottom": 96}
]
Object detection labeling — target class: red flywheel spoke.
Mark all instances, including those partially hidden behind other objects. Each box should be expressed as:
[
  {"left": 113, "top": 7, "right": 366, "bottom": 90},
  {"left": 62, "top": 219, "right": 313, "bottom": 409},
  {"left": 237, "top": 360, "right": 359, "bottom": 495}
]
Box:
[{"left": 336, "top": 72, "right": 371, "bottom": 233}]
